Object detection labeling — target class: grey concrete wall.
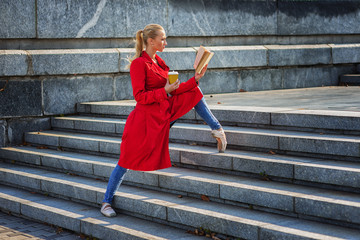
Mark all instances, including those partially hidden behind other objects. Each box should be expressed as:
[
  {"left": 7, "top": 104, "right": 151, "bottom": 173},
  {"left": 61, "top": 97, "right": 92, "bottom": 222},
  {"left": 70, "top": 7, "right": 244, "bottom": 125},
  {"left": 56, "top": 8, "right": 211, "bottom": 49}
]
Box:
[{"left": 1, "top": 0, "right": 360, "bottom": 40}]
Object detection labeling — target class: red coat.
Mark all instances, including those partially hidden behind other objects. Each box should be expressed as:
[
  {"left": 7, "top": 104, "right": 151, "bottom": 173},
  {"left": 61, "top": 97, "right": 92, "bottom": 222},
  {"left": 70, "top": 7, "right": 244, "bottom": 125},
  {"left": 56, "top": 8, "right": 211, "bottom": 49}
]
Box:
[{"left": 117, "top": 51, "right": 203, "bottom": 171}]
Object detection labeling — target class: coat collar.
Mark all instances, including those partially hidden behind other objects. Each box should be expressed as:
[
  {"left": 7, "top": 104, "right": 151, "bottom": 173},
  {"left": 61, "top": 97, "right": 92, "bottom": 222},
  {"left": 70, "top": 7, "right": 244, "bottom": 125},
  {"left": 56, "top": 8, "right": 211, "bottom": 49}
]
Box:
[{"left": 141, "top": 51, "right": 169, "bottom": 79}]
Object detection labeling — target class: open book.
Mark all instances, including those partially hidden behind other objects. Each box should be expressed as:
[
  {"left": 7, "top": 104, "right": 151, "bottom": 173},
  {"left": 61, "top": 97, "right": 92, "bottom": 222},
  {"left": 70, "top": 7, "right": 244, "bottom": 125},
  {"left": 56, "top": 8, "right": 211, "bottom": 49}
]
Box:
[{"left": 193, "top": 46, "right": 214, "bottom": 74}]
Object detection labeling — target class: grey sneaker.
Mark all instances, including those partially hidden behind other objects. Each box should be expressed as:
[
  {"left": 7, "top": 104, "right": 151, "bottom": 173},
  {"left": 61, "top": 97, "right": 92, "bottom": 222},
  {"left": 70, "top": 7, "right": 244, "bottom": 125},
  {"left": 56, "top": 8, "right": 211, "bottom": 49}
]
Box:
[{"left": 101, "top": 203, "right": 116, "bottom": 217}]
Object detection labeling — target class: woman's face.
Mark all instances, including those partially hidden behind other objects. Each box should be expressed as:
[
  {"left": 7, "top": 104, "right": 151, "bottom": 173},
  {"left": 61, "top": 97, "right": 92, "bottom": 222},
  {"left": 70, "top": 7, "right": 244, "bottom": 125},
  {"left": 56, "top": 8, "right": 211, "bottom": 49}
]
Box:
[{"left": 151, "top": 30, "right": 167, "bottom": 52}]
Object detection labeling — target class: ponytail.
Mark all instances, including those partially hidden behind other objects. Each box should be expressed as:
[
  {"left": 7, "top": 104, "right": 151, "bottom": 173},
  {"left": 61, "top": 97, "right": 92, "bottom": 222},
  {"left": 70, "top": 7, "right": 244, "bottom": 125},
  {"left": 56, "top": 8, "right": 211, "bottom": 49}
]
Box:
[{"left": 126, "top": 24, "right": 164, "bottom": 69}]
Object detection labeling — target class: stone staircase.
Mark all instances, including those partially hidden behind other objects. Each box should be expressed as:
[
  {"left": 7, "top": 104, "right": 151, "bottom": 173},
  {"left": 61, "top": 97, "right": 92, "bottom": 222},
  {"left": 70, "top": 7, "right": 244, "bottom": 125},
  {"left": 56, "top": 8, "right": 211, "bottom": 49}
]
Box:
[{"left": 1, "top": 98, "right": 360, "bottom": 239}]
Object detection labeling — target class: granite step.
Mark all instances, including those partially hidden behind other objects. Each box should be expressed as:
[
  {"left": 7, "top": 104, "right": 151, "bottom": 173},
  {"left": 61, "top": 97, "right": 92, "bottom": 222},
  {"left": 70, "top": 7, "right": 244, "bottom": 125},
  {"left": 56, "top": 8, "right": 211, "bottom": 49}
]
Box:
[
  {"left": 3, "top": 147, "right": 360, "bottom": 224},
  {"left": 18, "top": 130, "right": 360, "bottom": 191},
  {"left": 0, "top": 161, "right": 360, "bottom": 230},
  {"left": 77, "top": 100, "right": 360, "bottom": 133},
  {"left": 0, "top": 162, "right": 359, "bottom": 239},
  {"left": 50, "top": 116, "right": 360, "bottom": 160},
  {"left": 0, "top": 185, "right": 204, "bottom": 240},
  {"left": 340, "top": 74, "right": 360, "bottom": 86}
]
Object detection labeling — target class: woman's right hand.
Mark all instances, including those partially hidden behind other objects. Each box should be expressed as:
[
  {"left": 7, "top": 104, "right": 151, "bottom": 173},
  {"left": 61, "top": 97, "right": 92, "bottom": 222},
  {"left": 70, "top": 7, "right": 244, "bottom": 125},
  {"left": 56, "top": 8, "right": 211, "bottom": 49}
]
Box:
[{"left": 165, "top": 79, "right": 180, "bottom": 93}]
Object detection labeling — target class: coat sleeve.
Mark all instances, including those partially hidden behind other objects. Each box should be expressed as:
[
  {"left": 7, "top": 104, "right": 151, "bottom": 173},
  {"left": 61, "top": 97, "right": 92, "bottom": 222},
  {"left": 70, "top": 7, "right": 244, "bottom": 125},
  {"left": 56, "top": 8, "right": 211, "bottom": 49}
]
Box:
[
  {"left": 169, "top": 76, "right": 198, "bottom": 96},
  {"left": 130, "top": 59, "right": 168, "bottom": 104}
]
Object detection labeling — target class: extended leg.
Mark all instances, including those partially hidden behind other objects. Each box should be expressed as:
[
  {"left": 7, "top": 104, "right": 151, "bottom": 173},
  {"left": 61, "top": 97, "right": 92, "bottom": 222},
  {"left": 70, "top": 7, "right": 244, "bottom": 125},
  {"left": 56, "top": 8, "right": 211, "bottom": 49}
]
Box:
[
  {"left": 194, "top": 97, "right": 227, "bottom": 152},
  {"left": 101, "top": 164, "right": 128, "bottom": 217}
]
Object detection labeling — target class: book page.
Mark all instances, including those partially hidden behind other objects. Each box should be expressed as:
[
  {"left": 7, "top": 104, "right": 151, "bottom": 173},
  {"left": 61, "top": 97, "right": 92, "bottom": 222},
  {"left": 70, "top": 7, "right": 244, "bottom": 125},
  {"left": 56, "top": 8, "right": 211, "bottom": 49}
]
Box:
[
  {"left": 195, "top": 51, "right": 214, "bottom": 74},
  {"left": 193, "top": 46, "right": 206, "bottom": 69}
]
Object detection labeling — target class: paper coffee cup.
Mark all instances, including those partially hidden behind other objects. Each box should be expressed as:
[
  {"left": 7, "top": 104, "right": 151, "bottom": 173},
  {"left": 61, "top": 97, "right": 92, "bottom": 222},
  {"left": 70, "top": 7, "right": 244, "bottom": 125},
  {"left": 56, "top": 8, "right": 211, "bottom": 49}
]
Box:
[{"left": 168, "top": 71, "right": 179, "bottom": 84}]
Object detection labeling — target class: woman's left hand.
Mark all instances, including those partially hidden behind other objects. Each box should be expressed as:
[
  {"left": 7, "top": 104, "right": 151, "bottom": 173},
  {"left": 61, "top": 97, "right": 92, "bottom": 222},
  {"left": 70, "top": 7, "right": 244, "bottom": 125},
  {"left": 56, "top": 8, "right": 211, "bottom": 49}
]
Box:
[{"left": 195, "top": 64, "right": 208, "bottom": 82}]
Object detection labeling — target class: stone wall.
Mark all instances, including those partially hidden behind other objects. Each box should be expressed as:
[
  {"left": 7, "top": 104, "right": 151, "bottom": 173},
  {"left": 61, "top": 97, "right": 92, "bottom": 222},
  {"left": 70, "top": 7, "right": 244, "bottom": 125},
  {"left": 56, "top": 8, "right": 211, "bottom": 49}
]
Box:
[{"left": 1, "top": 0, "right": 360, "bottom": 49}]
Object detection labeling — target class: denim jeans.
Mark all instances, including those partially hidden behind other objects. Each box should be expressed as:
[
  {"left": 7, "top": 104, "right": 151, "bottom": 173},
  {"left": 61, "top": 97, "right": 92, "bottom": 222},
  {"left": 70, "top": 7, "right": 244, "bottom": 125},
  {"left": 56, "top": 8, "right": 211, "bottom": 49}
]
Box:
[
  {"left": 102, "top": 165, "right": 128, "bottom": 204},
  {"left": 103, "top": 95, "right": 221, "bottom": 204}
]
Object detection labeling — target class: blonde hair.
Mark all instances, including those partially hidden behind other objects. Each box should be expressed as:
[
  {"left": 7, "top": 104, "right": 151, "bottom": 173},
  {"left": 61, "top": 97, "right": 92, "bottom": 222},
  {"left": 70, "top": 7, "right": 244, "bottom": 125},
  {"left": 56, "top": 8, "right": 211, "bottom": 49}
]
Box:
[{"left": 126, "top": 24, "right": 164, "bottom": 69}]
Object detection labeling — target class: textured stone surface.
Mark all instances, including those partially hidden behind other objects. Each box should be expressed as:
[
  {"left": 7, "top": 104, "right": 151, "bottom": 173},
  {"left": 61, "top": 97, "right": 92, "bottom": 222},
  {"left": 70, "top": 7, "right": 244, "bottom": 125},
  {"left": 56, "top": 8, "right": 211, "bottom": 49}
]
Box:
[
  {"left": 7, "top": 118, "right": 51, "bottom": 145},
  {"left": 168, "top": 0, "right": 277, "bottom": 36},
  {"left": 294, "top": 160, "right": 360, "bottom": 189},
  {"left": 295, "top": 194, "right": 360, "bottom": 224},
  {"left": 267, "top": 45, "right": 331, "bottom": 66},
  {"left": 0, "top": 0, "right": 36, "bottom": 38},
  {"left": 114, "top": 75, "right": 134, "bottom": 100},
  {"left": 37, "top": 0, "right": 167, "bottom": 38},
  {"left": 206, "top": 107, "right": 270, "bottom": 125},
  {"left": 158, "top": 48, "right": 196, "bottom": 71},
  {"left": 208, "top": 46, "right": 267, "bottom": 68},
  {"left": 0, "top": 79, "right": 42, "bottom": 118},
  {"left": 0, "top": 121, "right": 5, "bottom": 147},
  {"left": 30, "top": 49, "right": 119, "bottom": 75},
  {"left": 238, "top": 69, "right": 283, "bottom": 92},
  {"left": 278, "top": 1, "right": 360, "bottom": 35},
  {"left": 199, "top": 70, "right": 238, "bottom": 94},
  {"left": 43, "top": 75, "right": 114, "bottom": 115},
  {"left": 0, "top": 50, "right": 29, "bottom": 76},
  {"left": 331, "top": 44, "right": 360, "bottom": 64},
  {"left": 279, "top": 135, "right": 360, "bottom": 157},
  {"left": 272, "top": 110, "right": 360, "bottom": 131}
]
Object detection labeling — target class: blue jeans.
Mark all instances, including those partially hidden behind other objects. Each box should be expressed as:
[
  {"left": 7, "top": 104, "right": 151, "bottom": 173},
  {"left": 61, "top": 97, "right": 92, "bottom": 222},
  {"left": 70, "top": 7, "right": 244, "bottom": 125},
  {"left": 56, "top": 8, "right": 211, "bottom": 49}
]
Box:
[
  {"left": 103, "top": 96, "right": 221, "bottom": 204},
  {"left": 103, "top": 165, "right": 127, "bottom": 204}
]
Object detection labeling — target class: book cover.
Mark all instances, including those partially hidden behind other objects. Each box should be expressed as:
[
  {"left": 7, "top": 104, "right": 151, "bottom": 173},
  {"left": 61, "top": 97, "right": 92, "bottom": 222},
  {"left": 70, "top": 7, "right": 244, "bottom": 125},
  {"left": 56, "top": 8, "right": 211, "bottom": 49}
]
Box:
[{"left": 193, "top": 46, "right": 214, "bottom": 74}]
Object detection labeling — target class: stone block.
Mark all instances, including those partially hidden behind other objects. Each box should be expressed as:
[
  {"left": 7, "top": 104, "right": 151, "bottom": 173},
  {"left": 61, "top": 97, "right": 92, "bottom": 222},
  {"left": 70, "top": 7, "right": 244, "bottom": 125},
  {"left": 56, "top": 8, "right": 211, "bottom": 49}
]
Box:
[
  {"left": 271, "top": 110, "right": 360, "bottom": 131},
  {"left": 232, "top": 154, "right": 295, "bottom": 179},
  {"left": 41, "top": 178, "right": 97, "bottom": 203},
  {"left": 168, "top": 0, "right": 277, "bottom": 36},
  {"left": 124, "top": 170, "right": 159, "bottom": 187},
  {"left": 0, "top": 192, "right": 21, "bottom": 214},
  {"left": 99, "top": 141, "right": 121, "bottom": 155},
  {"left": 170, "top": 124, "right": 214, "bottom": 143},
  {"left": 29, "top": 49, "right": 120, "bottom": 75},
  {"left": 220, "top": 181, "right": 294, "bottom": 211},
  {"left": 93, "top": 161, "right": 114, "bottom": 178},
  {"left": 205, "top": 107, "right": 270, "bottom": 125},
  {"left": 0, "top": 0, "right": 36, "bottom": 38},
  {"left": 113, "top": 189, "right": 168, "bottom": 220},
  {"left": 167, "top": 203, "right": 258, "bottom": 239},
  {"left": 158, "top": 170, "right": 220, "bottom": 198},
  {"left": 25, "top": 132, "right": 59, "bottom": 146},
  {"left": 37, "top": 0, "right": 167, "bottom": 38},
  {"left": 0, "top": 121, "right": 5, "bottom": 147},
  {"left": 294, "top": 161, "right": 360, "bottom": 188},
  {"left": 169, "top": 147, "right": 180, "bottom": 163},
  {"left": 74, "top": 118, "right": 116, "bottom": 133},
  {"left": 267, "top": 45, "right": 331, "bottom": 66},
  {"left": 51, "top": 117, "right": 75, "bottom": 130},
  {"left": 0, "top": 79, "right": 42, "bottom": 118},
  {"left": 0, "top": 50, "right": 29, "bottom": 76},
  {"left": 114, "top": 74, "right": 134, "bottom": 100},
  {"left": 282, "top": 67, "right": 331, "bottom": 89},
  {"left": 226, "top": 129, "right": 279, "bottom": 149},
  {"left": 278, "top": 1, "right": 360, "bottom": 35},
  {"left": 157, "top": 48, "right": 196, "bottom": 71},
  {"left": 41, "top": 154, "right": 94, "bottom": 175},
  {"left": 331, "top": 44, "right": 360, "bottom": 64},
  {"left": 199, "top": 70, "right": 238, "bottom": 94},
  {"left": 117, "top": 49, "right": 133, "bottom": 73},
  {"left": 238, "top": 69, "right": 283, "bottom": 92},
  {"left": 259, "top": 218, "right": 360, "bottom": 240},
  {"left": 89, "top": 103, "right": 134, "bottom": 116},
  {"left": 208, "top": 46, "right": 267, "bottom": 68},
  {"left": 0, "top": 147, "right": 41, "bottom": 165},
  {"left": 0, "top": 168, "right": 41, "bottom": 190},
  {"left": 180, "top": 149, "right": 233, "bottom": 170},
  {"left": 295, "top": 195, "right": 360, "bottom": 224},
  {"left": 8, "top": 118, "right": 51, "bottom": 146},
  {"left": 21, "top": 200, "right": 81, "bottom": 233},
  {"left": 279, "top": 136, "right": 360, "bottom": 157},
  {"left": 43, "top": 75, "right": 114, "bottom": 115},
  {"left": 59, "top": 136, "right": 99, "bottom": 152}
]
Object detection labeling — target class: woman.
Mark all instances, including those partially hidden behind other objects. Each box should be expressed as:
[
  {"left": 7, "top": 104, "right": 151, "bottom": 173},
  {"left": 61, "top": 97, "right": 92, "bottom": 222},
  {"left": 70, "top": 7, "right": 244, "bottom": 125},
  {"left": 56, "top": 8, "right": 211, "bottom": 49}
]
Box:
[{"left": 101, "top": 24, "right": 227, "bottom": 217}]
